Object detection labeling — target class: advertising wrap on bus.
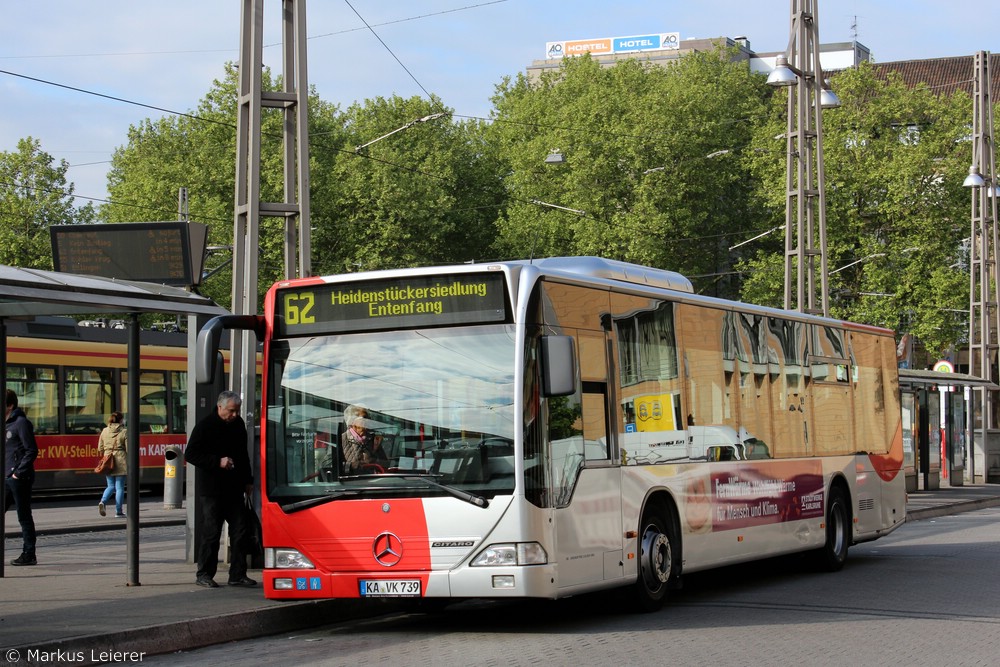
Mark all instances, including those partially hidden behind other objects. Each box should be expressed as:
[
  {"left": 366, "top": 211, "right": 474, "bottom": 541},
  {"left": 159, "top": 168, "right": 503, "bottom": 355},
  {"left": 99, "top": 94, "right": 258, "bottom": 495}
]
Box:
[{"left": 701, "top": 460, "right": 825, "bottom": 532}]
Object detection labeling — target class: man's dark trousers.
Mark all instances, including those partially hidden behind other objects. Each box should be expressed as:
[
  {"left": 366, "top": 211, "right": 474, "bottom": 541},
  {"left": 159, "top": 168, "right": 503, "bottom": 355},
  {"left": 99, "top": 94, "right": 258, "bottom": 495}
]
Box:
[{"left": 196, "top": 494, "right": 250, "bottom": 581}]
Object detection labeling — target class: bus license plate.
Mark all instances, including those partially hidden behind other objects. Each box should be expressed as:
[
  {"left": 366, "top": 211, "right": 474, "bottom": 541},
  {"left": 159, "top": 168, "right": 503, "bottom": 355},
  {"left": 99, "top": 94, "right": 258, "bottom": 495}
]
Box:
[{"left": 359, "top": 579, "right": 421, "bottom": 597}]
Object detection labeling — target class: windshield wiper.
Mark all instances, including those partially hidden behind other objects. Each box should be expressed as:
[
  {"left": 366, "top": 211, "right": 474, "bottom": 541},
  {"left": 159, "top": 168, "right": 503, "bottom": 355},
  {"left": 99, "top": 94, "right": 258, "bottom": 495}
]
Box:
[
  {"left": 340, "top": 472, "right": 489, "bottom": 508},
  {"left": 399, "top": 474, "right": 490, "bottom": 508},
  {"left": 281, "top": 489, "right": 361, "bottom": 513}
]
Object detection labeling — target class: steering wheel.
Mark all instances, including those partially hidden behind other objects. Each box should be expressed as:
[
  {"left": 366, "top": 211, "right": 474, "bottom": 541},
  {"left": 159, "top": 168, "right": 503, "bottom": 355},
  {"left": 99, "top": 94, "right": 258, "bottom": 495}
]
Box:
[{"left": 359, "top": 463, "right": 386, "bottom": 474}]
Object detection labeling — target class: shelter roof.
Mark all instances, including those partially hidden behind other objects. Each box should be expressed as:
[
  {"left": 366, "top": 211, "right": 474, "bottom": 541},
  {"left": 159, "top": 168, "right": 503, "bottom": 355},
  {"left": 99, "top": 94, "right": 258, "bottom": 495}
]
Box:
[
  {"left": 899, "top": 368, "right": 999, "bottom": 390},
  {"left": 0, "top": 265, "right": 227, "bottom": 318}
]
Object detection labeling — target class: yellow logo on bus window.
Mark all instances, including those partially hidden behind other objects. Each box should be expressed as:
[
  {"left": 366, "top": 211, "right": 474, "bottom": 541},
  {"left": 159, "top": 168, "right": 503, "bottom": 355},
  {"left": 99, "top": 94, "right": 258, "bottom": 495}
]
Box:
[{"left": 634, "top": 394, "right": 678, "bottom": 431}]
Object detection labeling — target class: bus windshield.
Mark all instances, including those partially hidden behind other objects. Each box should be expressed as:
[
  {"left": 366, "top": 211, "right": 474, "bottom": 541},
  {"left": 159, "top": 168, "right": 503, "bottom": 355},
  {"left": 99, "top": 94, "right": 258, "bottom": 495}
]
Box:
[{"left": 265, "top": 324, "right": 518, "bottom": 503}]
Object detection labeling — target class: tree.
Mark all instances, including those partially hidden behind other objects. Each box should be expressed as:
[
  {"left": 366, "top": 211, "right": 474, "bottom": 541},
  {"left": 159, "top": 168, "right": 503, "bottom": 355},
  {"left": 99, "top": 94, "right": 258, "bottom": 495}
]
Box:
[
  {"left": 486, "top": 49, "right": 770, "bottom": 299},
  {"left": 739, "top": 63, "right": 973, "bottom": 355},
  {"left": 105, "top": 68, "right": 500, "bottom": 308},
  {"left": 312, "top": 94, "right": 503, "bottom": 276},
  {"left": 0, "top": 137, "right": 95, "bottom": 269},
  {"left": 104, "top": 63, "right": 345, "bottom": 311}
]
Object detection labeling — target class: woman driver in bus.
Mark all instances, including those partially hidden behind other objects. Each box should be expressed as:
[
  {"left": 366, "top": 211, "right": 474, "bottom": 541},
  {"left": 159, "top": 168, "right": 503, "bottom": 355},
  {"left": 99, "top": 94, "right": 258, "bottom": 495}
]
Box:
[{"left": 341, "top": 404, "right": 388, "bottom": 473}]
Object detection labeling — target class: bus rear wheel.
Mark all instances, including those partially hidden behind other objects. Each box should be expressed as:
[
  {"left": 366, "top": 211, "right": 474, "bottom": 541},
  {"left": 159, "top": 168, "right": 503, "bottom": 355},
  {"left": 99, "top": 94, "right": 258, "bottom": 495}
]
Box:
[
  {"left": 632, "top": 508, "right": 675, "bottom": 612},
  {"left": 813, "top": 486, "right": 850, "bottom": 572}
]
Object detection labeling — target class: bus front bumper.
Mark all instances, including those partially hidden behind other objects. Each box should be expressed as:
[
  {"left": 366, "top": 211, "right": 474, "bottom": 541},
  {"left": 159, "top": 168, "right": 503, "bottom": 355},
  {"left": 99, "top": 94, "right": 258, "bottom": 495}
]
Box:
[{"left": 263, "top": 564, "right": 560, "bottom": 600}]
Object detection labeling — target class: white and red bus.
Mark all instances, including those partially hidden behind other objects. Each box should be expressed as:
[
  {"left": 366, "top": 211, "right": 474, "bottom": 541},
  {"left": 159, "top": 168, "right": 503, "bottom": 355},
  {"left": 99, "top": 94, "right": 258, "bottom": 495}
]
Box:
[
  {"left": 199, "top": 256, "right": 905, "bottom": 610},
  {"left": 5, "top": 317, "right": 190, "bottom": 492}
]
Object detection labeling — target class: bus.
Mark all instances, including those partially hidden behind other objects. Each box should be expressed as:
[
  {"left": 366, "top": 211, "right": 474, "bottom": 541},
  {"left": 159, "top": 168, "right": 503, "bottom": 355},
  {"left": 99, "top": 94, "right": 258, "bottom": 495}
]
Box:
[
  {"left": 199, "top": 256, "right": 905, "bottom": 610},
  {"left": 4, "top": 317, "right": 190, "bottom": 492}
]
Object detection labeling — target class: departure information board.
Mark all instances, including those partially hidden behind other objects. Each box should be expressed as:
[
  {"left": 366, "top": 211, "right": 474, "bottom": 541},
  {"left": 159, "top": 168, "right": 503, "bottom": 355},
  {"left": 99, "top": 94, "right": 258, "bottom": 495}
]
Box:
[{"left": 51, "top": 222, "right": 207, "bottom": 286}]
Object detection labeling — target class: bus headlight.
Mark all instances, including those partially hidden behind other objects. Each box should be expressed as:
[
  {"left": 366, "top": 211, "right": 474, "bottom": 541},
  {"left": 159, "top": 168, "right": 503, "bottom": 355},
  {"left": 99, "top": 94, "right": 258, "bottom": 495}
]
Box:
[
  {"left": 471, "top": 542, "right": 547, "bottom": 566},
  {"left": 265, "top": 547, "right": 314, "bottom": 569}
]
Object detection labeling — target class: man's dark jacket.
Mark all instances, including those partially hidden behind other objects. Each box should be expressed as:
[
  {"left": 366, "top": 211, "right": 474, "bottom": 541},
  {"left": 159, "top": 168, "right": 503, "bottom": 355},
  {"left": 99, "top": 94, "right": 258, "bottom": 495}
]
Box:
[
  {"left": 184, "top": 410, "right": 253, "bottom": 497},
  {"left": 5, "top": 407, "right": 37, "bottom": 480}
]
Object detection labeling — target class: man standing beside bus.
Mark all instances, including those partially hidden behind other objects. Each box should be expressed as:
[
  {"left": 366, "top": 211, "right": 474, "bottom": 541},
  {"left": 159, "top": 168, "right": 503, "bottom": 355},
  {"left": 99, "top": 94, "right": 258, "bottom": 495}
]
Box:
[
  {"left": 4, "top": 388, "right": 38, "bottom": 566},
  {"left": 185, "top": 390, "right": 256, "bottom": 588}
]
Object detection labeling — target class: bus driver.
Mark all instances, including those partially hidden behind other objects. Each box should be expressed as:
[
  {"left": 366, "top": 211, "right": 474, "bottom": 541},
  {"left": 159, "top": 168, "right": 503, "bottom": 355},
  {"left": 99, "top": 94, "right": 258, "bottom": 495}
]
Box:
[{"left": 341, "top": 404, "right": 388, "bottom": 474}]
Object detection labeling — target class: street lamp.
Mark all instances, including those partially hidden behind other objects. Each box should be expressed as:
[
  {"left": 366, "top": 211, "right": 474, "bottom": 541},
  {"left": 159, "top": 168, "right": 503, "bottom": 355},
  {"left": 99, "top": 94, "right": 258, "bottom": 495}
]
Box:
[
  {"left": 768, "top": 58, "right": 840, "bottom": 109},
  {"left": 963, "top": 164, "right": 986, "bottom": 188},
  {"left": 767, "top": 0, "right": 837, "bottom": 317},
  {"left": 766, "top": 54, "right": 798, "bottom": 86},
  {"left": 819, "top": 81, "right": 841, "bottom": 109},
  {"left": 544, "top": 150, "right": 566, "bottom": 164}
]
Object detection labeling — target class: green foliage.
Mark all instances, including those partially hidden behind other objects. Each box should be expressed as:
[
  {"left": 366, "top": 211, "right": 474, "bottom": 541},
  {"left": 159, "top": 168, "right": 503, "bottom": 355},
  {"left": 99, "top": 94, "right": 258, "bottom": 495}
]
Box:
[
  {"left": 3, "top": 48, "right": 986, "bottom": 359},
  {"left": 741, "top": 62, "right": 974, "bottom": 354},
  {"left": 103, "top": 63, "right": 346, "bottom": 311},
  {"left": 104, "top": 67, "right": 500, "bottom": 306},
  {"left": 313, "top": 94, "right": 502, "bottom": 275},
  {"left": 0, "top": 137, "right": 95, "bottom": 269},
  {"left": 486, "top": 49, "right": 770, "bottom": 300}
]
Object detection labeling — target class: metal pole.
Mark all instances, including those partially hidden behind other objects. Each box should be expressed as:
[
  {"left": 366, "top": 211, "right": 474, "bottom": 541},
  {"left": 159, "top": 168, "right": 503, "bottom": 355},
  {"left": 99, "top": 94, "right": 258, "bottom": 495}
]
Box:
[
  {"left": 967, "top": 51, "right": 997, "bottom": 483},
  {"left": 780, "top": 0, "right": 831, "bottom": 317},
  {"left": 283, "top": 0, "right": 311, "bottom": 279},
  {"left": 126, "top": 313, "right": 141, "bottom": 585}
]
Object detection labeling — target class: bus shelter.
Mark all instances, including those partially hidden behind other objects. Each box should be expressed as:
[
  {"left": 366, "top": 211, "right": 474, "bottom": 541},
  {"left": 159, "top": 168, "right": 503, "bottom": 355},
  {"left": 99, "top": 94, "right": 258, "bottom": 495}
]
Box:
[
  {"left": 0, "top": 264, "right": 227, "bottom": 581},
  {"left": 898, "top": 368, "right": 999, "bottom": 491}
]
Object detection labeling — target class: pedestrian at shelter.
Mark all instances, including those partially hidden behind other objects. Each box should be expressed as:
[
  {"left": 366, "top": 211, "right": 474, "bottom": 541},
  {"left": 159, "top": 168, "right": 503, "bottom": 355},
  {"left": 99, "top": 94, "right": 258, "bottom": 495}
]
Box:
[
  {"left": 184, "top": 390, "right": 257, "bottom": 589},
  {"left": 97, "top": 411, "right": 128, "bottom": 518},
  {"left": 4, "top": 388, "right": 38, "bottom": 566}
]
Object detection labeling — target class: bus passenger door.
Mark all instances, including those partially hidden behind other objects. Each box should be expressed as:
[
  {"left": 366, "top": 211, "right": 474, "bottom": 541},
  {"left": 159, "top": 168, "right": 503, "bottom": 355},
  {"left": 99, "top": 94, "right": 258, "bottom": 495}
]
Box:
[{"left": 553, "top": 332, "right": 624, "bottom": 589}]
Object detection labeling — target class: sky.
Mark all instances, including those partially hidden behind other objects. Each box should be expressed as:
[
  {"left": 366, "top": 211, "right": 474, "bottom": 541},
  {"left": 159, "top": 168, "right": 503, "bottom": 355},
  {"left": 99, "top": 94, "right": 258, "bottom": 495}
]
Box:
[{"left": 1, "top": 0, "right": 998, "bottom": 207}]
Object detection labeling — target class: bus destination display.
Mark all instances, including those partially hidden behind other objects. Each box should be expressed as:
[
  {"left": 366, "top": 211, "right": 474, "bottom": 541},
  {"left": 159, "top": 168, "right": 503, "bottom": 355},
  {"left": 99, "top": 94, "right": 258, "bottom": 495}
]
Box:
[{"left": 275, "top": 273, "right": 508, "bottom": 336}]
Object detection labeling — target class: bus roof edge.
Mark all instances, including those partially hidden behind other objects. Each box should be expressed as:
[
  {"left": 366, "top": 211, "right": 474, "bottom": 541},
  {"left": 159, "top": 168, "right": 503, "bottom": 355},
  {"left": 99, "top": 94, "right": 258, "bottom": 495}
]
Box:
[{"left": 533, "top": 256, "right": 694, "bottom": 293}]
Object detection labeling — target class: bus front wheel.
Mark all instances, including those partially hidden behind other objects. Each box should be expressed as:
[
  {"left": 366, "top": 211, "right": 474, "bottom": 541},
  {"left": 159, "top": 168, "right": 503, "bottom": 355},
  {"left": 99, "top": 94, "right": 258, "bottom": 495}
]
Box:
[{"left": 632, "top": 508, "right": 675, "bottom": 612}]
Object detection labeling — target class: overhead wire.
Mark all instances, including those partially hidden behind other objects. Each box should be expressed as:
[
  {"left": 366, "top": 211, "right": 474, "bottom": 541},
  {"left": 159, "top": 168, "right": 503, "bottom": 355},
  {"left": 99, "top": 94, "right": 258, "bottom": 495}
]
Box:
[
  {"left": 0, "top": 0, "right": 784, "bottom": 246},
  {"left": 0, "top": 68, "right": 232, "bottom": 129},
  {"left": 309, "top": 1, "right": 508, "bottom": 41},
  {"left": 342, "top": 0, "right": 439, "bottom": 107},
  {"left": 0, "top": 2, "right": 510, "bottom": 61},
  {"left": 0, "top": 65, "right": 747, "bottom": 235}
]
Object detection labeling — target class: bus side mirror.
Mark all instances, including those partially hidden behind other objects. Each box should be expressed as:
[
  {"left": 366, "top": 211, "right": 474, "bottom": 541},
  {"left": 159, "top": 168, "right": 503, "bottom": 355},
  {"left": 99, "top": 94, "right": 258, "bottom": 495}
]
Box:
[{"left": 540, "top": 335, "right": 576, "bottom": 397}]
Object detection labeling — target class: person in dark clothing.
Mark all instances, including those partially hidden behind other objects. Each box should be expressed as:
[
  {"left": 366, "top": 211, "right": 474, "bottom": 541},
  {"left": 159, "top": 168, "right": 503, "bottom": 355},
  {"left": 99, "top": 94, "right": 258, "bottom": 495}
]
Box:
[
  {"left": 4, "top": 389, "right": 38, "bottom": 566},
  {"left": 184, "top": 390, "right": 256, "bottom": 588}
]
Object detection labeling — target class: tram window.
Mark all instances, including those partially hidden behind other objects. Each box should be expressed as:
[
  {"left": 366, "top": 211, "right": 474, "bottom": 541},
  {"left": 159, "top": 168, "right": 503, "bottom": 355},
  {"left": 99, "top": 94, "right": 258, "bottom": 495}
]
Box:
[
  {"left": 6, "top": 365, "right": 59, "bottom": 435},
  {"left": 171, "top": 371, "right": 187, "bottom": 434},
  {"left": 123, "top": 371, "right": 169, "bottom": 433},
  {"left": 65, "top": 368, "right": 114, "bottom": 434}
]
